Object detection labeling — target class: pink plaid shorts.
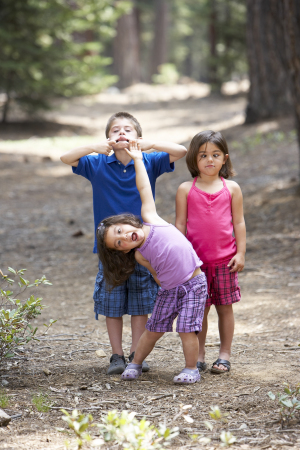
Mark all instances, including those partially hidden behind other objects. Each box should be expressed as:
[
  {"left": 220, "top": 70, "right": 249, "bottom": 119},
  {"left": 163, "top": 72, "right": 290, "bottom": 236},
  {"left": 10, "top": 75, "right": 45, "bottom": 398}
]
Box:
[
  {"left": 202, "top": 259, "right": 241, "bottom": 307},
  {"left": 146, "top": 272, "right": 207, "bottom": 333}
]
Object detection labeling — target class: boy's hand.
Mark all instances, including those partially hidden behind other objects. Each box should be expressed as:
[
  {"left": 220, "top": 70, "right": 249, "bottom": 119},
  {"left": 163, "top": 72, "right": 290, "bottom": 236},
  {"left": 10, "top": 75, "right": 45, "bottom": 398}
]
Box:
[
  {"left": 228, "top": 253, "right": 245, "bottom": 273},
  {"left": 124, "top": 140, "right": 143, "bottom": 160},
  {"left": 93, "top": 139, "right": 116, "bottom": 155},
  {"left": 137, "top": 139, "right": 154, "bottom": 152}
]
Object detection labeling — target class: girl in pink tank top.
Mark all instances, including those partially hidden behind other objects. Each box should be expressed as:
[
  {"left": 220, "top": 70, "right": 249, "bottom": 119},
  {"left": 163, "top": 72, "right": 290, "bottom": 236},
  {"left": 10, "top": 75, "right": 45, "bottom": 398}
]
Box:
[{"left": 176, "top": 130, "right": 246, "bottom": 375}]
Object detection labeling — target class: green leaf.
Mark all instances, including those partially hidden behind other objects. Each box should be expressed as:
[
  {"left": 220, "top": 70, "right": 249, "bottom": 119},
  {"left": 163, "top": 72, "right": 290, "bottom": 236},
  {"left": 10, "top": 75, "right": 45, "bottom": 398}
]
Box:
[
  {"left": 267, "top": 392, "right": 276, "bottom": 400},
  {"left": 280, "top": 399, "right": 293, "bottom": 408}
]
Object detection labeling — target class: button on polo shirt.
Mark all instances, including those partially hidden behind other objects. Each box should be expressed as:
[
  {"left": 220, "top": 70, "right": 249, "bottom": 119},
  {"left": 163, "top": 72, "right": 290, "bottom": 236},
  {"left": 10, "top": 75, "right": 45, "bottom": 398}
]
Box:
[{"left": 73, "top": 151, "right": 174, "bottom": 252}]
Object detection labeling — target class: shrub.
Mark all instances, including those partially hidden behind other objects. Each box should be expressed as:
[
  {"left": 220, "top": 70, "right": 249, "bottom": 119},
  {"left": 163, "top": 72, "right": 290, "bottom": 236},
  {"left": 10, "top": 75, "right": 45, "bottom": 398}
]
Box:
[
  {"left": 0, "top": 267, "right": 56, "bottom": 365},
  {"left": 32, "top": 392, "right": 52, "bottom": 412},
  {"left": 268, "top": 382, "right": 300, "bottom": 427},
  {"left": 60, "top": 409, "right": 180, "bottom": 450}
]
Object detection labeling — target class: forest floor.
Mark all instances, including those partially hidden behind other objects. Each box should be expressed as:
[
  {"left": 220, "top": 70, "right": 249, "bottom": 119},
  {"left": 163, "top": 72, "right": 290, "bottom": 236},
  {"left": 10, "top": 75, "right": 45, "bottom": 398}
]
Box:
[{"left": 0, "top": 85, "right": 300, "bottom": 450}]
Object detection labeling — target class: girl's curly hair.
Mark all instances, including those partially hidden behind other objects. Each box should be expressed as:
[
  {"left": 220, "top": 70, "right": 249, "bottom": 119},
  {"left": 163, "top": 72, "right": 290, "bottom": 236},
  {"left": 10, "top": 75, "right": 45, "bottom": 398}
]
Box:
[{"left": 97, "top": 214, "right": 143, "bottom": 290}]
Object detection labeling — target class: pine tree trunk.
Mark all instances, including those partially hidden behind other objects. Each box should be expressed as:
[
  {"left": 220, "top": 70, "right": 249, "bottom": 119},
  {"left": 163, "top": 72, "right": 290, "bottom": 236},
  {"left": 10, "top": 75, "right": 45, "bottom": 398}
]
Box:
[
  {"left": 150, "top": 0, "right": 169, "bottom": 78},
  {"left": 208, "top": 0, "right": 218, "bottom": 88},
  {"left": 245, "top": 0, "right": 291, "bottom": 123},
  {"left": 113, "top": 8, "right": 140, "bottom": 89},
  {"left": 282, "top": 0, "right": 300, "bottom": 179}
]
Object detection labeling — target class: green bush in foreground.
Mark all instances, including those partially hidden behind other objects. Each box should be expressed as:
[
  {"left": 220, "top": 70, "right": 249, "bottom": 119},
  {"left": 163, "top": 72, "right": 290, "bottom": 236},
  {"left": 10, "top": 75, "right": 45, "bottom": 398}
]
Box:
[
  {"left": 0, "top": 267, "right": 56, "bottom": 364},
  {"left": 60, "top": 405, "right": 237, "bottom": 450},
  {"left": 60, "top": 409, "right": 179, "bottom": 450}
]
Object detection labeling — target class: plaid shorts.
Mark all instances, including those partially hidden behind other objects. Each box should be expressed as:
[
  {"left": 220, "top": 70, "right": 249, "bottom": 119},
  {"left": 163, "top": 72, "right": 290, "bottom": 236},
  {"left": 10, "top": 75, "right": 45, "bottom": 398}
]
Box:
[
  {"left": 93, "top": 261, "right": 159, "bottom": 318},
  {"left": 202, "top": 259, "right": 241, "bottom": 307},
  {"left": 146, "top": 272, "right": 207, "bottom": 333}
]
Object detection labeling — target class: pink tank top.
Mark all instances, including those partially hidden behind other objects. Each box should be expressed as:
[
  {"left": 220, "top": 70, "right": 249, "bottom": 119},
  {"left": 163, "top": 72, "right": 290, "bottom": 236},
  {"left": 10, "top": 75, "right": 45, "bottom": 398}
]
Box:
[
  {"left": 186, "top": 177, "right": 236, "bottom": 264},
  {"left": 137, "top": 223, "right": 202, "bottom": 290}
]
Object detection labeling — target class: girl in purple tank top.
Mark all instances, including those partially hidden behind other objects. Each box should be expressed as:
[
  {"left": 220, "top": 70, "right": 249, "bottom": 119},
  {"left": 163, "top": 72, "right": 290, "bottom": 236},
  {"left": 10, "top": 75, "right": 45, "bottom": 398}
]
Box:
[
  {"left": 97, "top": 141, "right": 207, "bottom": 384},
  {"left": 176, "top": 130, "right": 246, "bottom": 375}
]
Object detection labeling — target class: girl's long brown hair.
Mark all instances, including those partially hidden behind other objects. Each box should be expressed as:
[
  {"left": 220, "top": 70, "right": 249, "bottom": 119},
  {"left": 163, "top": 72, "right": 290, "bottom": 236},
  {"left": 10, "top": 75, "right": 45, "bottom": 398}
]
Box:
[{"left": 97, "top": 214, "right": 143, "bottom": 290}]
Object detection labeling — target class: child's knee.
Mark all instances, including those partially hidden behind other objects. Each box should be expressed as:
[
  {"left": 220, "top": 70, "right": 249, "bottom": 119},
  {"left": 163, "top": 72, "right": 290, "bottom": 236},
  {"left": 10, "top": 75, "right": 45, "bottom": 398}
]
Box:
[{"left": 144, "top": 329, "right": 164, "bottom": 341}]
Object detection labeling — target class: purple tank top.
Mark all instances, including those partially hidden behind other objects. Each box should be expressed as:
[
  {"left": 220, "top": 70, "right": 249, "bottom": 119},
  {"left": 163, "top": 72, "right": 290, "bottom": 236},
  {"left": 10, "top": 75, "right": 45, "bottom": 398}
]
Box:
[{"left": 137, "top": 223, "right": 202, "bottom": 290}]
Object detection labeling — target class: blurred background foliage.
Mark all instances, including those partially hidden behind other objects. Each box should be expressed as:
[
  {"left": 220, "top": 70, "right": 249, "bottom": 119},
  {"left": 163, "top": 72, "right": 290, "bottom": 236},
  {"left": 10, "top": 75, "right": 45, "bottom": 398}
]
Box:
[
  {"left": 0, "top": 0, "right": 247, "bottom": 120},
  {"left": 0, "top": 0, "right": 300, "bottom": 160}
]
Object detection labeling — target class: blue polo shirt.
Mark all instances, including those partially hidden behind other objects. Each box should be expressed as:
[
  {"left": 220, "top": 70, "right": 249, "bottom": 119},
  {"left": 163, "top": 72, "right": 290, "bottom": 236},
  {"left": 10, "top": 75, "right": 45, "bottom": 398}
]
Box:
[{"left": 73, "top": 151, "right": 174, "bottom": 252}]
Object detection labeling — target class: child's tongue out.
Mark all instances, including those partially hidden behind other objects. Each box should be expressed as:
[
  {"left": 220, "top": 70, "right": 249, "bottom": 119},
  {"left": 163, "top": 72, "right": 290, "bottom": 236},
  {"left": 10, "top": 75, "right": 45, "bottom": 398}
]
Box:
[{"left": 132, "top": 232, "right": 138, "bottom": 241}]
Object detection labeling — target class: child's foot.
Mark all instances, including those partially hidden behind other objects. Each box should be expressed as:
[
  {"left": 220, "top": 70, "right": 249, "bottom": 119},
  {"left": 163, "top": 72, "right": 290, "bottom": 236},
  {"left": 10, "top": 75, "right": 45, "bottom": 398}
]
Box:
[
  {"left": 196, "top": 361, "right": 207, "bottom": 372},
  {"left": 107, "top": 354, "right": 126, "bottom": 375},
  {"left": 173, "top": 368, "right": 200, "bottom": 384},
  {"left": 121, "top": 363, "right": 142, "bottom": 380},
  {"left": 211, "top": 358, "right": 231, "bottom": 373},
  {"left": 128, "top": 351, "right": 150, "bottom": 372}
]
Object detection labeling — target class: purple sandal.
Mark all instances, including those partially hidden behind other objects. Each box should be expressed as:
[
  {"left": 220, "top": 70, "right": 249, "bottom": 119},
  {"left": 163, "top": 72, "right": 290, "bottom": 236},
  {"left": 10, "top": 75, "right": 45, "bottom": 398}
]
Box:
[
  {"left": 121, "top": 363, "right": 142, "bottom": 381},
  {"left": 173, "top": 368, "right": 201, "bottom": 384}
]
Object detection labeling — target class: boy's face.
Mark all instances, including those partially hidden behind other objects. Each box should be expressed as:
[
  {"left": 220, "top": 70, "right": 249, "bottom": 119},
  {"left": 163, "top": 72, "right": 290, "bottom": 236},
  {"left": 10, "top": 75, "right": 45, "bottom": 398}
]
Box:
[{"left": 108, "top": 118, "right": 139, "bottom": 150}]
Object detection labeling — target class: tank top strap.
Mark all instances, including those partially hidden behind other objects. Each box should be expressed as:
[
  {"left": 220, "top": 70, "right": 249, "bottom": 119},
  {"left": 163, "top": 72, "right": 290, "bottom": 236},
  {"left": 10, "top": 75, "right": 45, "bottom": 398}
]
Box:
[
  {"left": 220, "top": 177, "right": 229, "bottom": 192},
  {"left": 192, "top": 177, "right": 197, "bottom": 187}
]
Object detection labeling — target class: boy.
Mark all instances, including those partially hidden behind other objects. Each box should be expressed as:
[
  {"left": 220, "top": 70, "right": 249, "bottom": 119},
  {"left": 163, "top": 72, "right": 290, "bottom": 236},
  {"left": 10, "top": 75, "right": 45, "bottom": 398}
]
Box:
[{"left": 60, "top": 112, "right": 187, "bottom": 374}]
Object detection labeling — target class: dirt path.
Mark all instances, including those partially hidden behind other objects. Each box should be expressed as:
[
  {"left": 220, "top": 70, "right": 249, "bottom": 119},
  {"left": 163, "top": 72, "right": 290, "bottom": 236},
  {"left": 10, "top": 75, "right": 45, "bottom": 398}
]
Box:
[{"left": 0, "top": 90, "right": 300, "bottom": 449}]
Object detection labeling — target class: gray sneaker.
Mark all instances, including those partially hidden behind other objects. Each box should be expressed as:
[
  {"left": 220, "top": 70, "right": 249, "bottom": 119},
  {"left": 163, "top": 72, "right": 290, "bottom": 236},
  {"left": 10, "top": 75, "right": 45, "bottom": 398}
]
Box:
[
  {"left": 107, "top": 354, "right": 126, "bottom": 375},
  {"left": 128, "top": 351, "right": 149, "bottom": 372}
]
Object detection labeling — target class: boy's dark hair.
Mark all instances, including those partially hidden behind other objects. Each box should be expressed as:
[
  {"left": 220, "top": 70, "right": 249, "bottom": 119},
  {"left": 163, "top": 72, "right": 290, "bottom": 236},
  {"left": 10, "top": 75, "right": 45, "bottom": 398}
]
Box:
[
  {"left": 97, "top": 213, "right": 143, "bottom": 289},
  {"left": 105, "top": 112, "right": 142, "bottom": 138},
  {"left": 186, "top": 130, "right": 235, "bottom": 179}
]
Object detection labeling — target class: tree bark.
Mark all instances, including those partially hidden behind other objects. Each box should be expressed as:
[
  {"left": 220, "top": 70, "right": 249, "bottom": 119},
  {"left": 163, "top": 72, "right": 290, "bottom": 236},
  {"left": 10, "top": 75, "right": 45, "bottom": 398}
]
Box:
[
  {"left": 245, "top": 0, "right": 291, "bottom": 123},
  {"left": 150, "top": 0, "right": 169, "bottom": 77},
  {"left": 282, "top": 0, "right": 300, "bottom": 177},
  {"left": 208, "top": 0, "right": 218, "bottom": 88},
  {"left": 113, "top": 7, "right": 141, "bottom": 89},
  {"left": 1, "top": 94, "right": 10, "bottom": 123}
]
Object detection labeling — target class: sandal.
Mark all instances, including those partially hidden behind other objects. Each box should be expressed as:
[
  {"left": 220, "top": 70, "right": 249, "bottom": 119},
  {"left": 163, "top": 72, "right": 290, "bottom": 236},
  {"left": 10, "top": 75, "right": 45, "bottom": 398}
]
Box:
[
  {"left": 128, "top": 351, "right": 150, "bottom": 372},
  {"left": 211, "top": 358, "right": 231, "bottom": 374},
  {"left": 197, "top": 361, "right": 207, "bottom": 372},
  {"left": 173, "top": 368, "right": 201, "bottom": 384},
  {"left": 121, "top": 363, "right": 142, "bottom": 381}
]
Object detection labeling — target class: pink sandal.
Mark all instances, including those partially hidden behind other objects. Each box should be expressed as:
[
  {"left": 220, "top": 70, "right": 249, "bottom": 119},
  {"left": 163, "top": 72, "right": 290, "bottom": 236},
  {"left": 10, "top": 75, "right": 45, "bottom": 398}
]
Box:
[{"left": 173, "top": 368, "right": 200, "bottom": 384}]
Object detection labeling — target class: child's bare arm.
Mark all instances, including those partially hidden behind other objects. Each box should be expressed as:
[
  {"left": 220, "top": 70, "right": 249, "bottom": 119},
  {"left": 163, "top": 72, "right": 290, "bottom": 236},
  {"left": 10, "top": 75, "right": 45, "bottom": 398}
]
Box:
[
  {"left": 175, "top": 182, "right": 190, "bottom": 235},
  {"left": 135, "top": 251, "right": 160, "bottom": 286},
  {"left": 125, "top": 141, "right": 166, "bottom": 225},
  {"left": 138, "top": 139, "right": 187, "bottom": 163},
  {"left": 228, "top": 183, "right": 246, "bottom": 273},
  {"left": 60, "top": 139, "right": 116, "bottom": 167}
]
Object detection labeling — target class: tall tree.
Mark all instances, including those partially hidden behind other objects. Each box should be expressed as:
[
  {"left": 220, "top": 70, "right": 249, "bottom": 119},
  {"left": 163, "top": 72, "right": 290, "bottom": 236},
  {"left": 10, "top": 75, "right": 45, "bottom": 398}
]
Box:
[
  {"left": 282, "top": 0, "right": 300, "bottom": 167},
  {"left": 113, "top": 5, "right": 141, "bottom": 88},
  {"left": 245, "top": 0, "right": 290, "bottom": 123},
  {"left": 150, "top": 0, "right": 169, "bottom": 78},
  {"left": 245, "top": 0, "right": 300, "bottom": 178}
]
